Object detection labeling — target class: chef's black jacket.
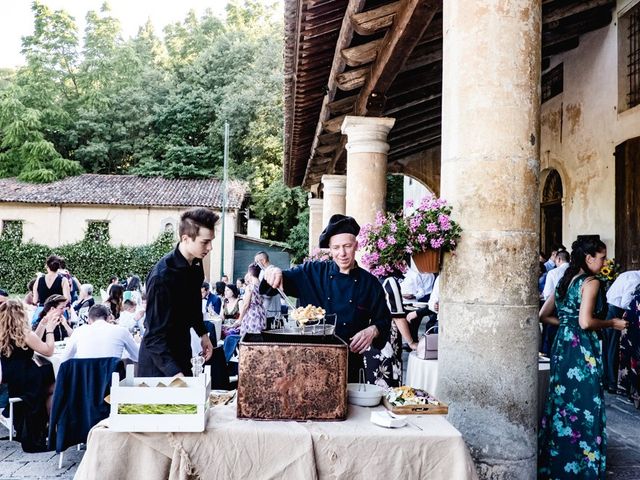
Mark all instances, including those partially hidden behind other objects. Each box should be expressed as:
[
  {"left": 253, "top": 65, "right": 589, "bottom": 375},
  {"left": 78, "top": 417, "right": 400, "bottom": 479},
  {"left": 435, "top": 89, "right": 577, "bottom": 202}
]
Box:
[
  {"left": 265, "top": 260, "right": 391, "bottom": 381},
  {"left": 138, "top": 245, "right": 208, "bottom": 377}
]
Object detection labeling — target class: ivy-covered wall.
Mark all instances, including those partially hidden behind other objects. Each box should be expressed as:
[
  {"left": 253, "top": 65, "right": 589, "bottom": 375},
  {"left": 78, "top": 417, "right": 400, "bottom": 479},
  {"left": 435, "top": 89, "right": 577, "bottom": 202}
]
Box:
[{"left": 0, "top": 222, "right": 175, "bottom": 294}]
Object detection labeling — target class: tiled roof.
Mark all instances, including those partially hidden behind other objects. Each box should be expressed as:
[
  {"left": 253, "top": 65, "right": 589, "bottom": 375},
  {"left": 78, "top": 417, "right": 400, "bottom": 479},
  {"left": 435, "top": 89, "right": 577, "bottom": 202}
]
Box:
[{"left": 0, "top": 174, "right": 247, "bottom": 209}]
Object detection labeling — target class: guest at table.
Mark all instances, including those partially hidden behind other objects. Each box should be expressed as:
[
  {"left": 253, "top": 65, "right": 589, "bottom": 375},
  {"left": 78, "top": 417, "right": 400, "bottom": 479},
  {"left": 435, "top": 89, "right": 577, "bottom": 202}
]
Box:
[
  {"left": 118, "top": 299, "right": 145, "bottom": 334},
  {"left": 124, "top": 275, "right": 143, "bottom": 305},
  {"left": 236, "top": 278, "right": 246, "bottom": 296},
  {"left": 254, "top": 251, "right": 282, "bottom": 329},
  {"left": 406, "top": 275, "right": 440, "bottom": 344},
  {"left": 105, "top": 276, "right": 119, "bottom": 297},
  {"left": 222, "top": 285, "right": 242, "bottom": 321},
  {"left": 31, "top": 255, "right": 70, "bottom": 325},
  {"left": 263, "top": 214, "right": 391, "bottom": 382},
  {"left": 0, "top": 299, "right": 57, "bottom": 452},
  {"left": 538, "top": 237, "right": 628, "bottom": 479},
  {"left": 104, "top": 284, "right": 124, "bottom": 320},
  {"left": 235, "top": 264, "right": 266, "bottom": 336},
  {"left": 61, "top": 305, "right": 139, "bottom": 362},
  {"left": 201, "top": 281, "right": 221, "bottom": 315},
  {"left": 604, "top": 270, "right": 640, "bottom": 393},
  {"left": 72, "top": 284, "right": 95, "bottom": 326},
  {"left": 34, "top": 295, "right": 73, "bottom": 342},
  {"left": 138, "top": 208, "right": 215, "bottom": 377},
  {"left": 618, "top": 283, "right": 640, "bottom": 409}
]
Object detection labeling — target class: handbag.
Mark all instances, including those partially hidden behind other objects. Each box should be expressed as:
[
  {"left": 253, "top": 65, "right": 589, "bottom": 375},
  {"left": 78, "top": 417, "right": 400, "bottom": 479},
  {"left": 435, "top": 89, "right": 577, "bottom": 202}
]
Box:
[{"left": 417, "top": 325, "right": 438, "bottom": 360}]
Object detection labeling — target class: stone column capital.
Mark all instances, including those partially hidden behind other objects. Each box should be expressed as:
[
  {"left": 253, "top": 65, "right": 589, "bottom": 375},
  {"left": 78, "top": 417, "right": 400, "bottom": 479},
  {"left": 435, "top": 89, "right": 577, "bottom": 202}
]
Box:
[
  {"left": 321, "top": 174, "right": 347, "bottom": 196},
  {"left": 341, "top": 116, "right": 396, "bottom": 154}
]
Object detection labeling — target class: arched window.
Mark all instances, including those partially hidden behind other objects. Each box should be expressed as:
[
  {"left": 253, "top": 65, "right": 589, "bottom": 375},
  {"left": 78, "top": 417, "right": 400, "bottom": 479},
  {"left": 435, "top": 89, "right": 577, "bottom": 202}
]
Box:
[{"left": 541, "top": 169, "right": 563, "bottom": 255}]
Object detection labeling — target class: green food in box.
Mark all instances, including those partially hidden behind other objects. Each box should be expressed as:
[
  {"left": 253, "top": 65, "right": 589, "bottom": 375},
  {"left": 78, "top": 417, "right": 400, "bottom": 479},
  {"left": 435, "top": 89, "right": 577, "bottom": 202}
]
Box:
[{"left": 117, "top": 404, "right": 198, "bottom": 415}]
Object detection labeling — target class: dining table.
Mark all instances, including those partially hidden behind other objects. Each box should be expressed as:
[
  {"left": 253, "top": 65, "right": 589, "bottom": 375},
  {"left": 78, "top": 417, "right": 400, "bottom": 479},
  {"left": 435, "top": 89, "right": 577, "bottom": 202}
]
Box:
[{"left": 75, "top": 401, "right": 479, "bottom": 480}]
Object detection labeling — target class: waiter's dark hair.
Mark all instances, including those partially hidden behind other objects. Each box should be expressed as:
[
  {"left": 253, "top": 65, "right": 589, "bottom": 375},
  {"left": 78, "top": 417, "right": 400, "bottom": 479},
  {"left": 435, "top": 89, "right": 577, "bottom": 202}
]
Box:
[
  {"left": 556, "top": 237, "right": 606, "bottom": 300},
  {"left": 179, "top": 208, "right": 219, "bottom": 240}
]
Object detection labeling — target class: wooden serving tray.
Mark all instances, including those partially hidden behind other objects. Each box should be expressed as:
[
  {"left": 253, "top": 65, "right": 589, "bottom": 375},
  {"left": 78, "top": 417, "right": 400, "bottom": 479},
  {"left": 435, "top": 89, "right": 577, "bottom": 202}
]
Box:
[{"left": 383, "top": 397, "right": 448, "bottom": 415}]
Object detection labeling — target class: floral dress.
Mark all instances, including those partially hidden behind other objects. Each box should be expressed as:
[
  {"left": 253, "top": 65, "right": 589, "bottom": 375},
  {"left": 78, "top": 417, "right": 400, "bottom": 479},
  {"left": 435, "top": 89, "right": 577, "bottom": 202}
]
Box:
[
  {"left": 363, "top": 276, "right": 403, "bottom": 388},
  {"left": 538, "top": 274, "right": 607, "bottom": 479},
  {"left": 240, "top": 283, "right": 266, "bottom": 336},
  {"left": 618, "top": 284, "right": 640, "bottom": 409}
]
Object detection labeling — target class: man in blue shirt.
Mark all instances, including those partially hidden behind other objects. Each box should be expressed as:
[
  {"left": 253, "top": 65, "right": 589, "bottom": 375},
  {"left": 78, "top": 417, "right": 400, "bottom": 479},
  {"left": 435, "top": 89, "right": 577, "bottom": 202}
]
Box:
[{"left": 263, "top": 214, "right": 391, "bottom": 381}]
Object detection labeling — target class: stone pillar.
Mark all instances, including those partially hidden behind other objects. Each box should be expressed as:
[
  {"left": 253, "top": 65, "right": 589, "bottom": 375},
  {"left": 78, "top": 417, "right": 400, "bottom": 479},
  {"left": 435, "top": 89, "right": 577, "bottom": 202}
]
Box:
[
  {"left": 341, "top": 116, "right": 395, "bottom": 227},
  {"left": 321, "top": 174, "right": 347, "bottom": 226},
  {"left": 308, "top": 197, "right": 324, "bottom": 253},
  {"left": 439, "top": 1, "right": 541, "bottom": 479}
]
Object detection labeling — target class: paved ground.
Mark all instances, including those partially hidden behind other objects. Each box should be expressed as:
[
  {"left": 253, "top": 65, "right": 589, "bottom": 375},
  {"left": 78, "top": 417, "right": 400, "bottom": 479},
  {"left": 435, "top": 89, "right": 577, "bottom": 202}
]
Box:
[{"left": 0, "top": 387, "right": 637, "bottom": 479}]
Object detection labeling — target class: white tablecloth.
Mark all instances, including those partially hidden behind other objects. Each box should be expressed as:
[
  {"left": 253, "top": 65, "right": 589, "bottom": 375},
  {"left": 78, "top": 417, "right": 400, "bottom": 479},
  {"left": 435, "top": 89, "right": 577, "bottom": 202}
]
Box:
[
  {"left": 406, "top": 352, "right": 439, "bottom": 393},
  {"left": 76, "top": 403, "right": 479, "bottom": 480},
  {"left": 406, "top": 354, "right": 552, "bottom": 418}
]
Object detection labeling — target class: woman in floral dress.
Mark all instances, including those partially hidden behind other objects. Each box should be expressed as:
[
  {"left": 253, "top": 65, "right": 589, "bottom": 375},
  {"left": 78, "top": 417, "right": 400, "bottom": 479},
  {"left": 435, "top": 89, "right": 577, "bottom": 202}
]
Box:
[
  {"left": 539, "top": 237, "right": 628, "bottom": 479},
  {"left": 618, "top": 283, "right": 640, "bottom": 409},
  {"left": 236, "top": 263, "right": 266, "bottom": 336}
]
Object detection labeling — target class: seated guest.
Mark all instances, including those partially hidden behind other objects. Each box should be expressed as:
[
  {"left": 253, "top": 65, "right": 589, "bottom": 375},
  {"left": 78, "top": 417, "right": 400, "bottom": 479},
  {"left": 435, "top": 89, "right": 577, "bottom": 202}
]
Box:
[
  {"left": 221, "top": 284, "right": 243, "bottom": 337},
  {"left": 118, "top": 300, "right": 144, "bottom": 334},
  {"left": 72, "top": 284, "right": 95, "bottom": 325},
  {"left": 401, "top": 268, "right": 435, "bottom": 302},
  {"left": 202, "top": 281, "right": 221, "bottom": 315},
  {"left": 236, "top": 278, "right": 246, "bottom": 296},
  {"left": 104, "top": 284, "right": 124, "bottom": 320},
  {"left": 33, "top": 295, "right": 73, "bottom": 342},
  {"left": 1, "top": 299, "right": 57, "bottom": 452},
  {"left": 61, "top": 305, "right": 139, "bottom": 362}
]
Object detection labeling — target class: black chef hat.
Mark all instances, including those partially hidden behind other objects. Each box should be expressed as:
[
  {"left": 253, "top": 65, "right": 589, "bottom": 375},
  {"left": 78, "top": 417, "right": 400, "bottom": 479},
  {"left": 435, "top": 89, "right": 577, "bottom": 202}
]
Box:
[{"left": 319, "top": 214, "right": 360, "bottom": 248}]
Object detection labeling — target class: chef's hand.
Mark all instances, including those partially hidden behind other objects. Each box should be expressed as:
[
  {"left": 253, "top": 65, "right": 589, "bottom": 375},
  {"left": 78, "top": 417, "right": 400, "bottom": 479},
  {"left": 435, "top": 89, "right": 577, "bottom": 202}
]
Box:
[
  {"left": 349, "top": 326, "right": 378, "bottom": 354},
  {"left": 200, "top": 334, "right": 213, "bottom": 361},
  {"left": 264, "top": 266, "right": 283, "bottom": 290}
]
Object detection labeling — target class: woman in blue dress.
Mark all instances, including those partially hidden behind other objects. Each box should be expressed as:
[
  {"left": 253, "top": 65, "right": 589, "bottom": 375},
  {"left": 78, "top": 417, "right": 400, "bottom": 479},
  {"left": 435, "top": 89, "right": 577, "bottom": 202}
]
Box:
[{"left": 538, "top": 237, "right": 628, "bottom": 479}]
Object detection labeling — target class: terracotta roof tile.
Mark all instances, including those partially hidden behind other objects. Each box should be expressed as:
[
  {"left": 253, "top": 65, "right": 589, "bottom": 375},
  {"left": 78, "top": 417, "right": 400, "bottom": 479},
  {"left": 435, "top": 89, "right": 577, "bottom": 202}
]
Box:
[{"left": 0, "top": 174, "right": 247, "bottom": 209}]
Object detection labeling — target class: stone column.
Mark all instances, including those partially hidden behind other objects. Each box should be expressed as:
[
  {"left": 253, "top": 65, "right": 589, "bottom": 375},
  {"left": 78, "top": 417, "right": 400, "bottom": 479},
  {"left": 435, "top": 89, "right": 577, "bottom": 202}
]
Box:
[
  {"left": 308, "top": 197, "right": 324, "bottom": 253},
  {"left": 321, "top": 174, "right": 347, "bottom": 226},
  {"left": 439, "top": 1, "right": 541, "bottom": 479},
  {"left": 341, "top": 116, "right": 395, "bottom": 227}
]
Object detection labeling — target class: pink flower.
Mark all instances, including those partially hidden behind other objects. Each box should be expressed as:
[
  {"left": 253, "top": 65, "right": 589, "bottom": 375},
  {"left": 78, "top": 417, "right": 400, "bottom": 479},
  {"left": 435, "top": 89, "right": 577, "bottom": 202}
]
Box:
[
  {"left": 430, "top": 237, "right": 444, "bottom": 249},
  {"left": 404, "top": 199, "right": 414, "bottom": 208},
  {"left": 375, "top": 212, "right": 385, "bottom": 227},
  {"left": 405, "top": 246, "right": 414, "bottom": 254},
  {"left": 390, "top": 223, "right": 397, "bottom": 233},
  {"left": 426, "top": 223, "right": 438, "bottom": 233},
  {"left": 386, "top": 235, "right": 397, "bottom": 245},
  {"left": 417, "top": 234, "right": 427, "bottom": 244},
  {"left": 377, "top": 239, "right": 388, "bottom": 250}
]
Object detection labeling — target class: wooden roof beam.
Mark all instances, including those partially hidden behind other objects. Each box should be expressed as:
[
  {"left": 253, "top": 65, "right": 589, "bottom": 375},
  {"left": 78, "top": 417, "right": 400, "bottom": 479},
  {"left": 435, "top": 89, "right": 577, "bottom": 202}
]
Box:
[
  {"left": 336, "top": 66, "right": 370, "bottom": 91},
  {"left": 340, "top": 38, "right": 385, "bottom": 67},
  {"left": 543, "top": 0, "right": 613, "bottom": 25},
  {"left": 351, "top": 1, "right": 401, "bottom": 36}
]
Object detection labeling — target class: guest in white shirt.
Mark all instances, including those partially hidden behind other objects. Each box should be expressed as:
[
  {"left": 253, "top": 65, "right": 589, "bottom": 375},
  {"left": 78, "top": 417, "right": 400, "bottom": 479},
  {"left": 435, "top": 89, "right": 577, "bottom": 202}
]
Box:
[
  {"left": 602, "top": 270, "right": 640, "bottom": 392},
  {"left": 401, "top": 268, "right": 435, "bottom": 302},
  {"left": 542, "top": 250, "right": 570, "bottom": 300},
  {"left": 118, "top": 299, "right": 144, "bottom": 334},
  {"left": 61, "top": 304, "right": 139, "bottom": 362}
]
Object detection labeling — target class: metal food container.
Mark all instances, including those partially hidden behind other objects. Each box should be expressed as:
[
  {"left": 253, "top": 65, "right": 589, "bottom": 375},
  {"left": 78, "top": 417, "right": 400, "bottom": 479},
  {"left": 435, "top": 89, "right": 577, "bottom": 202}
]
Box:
[{"left": 237, "top": 333, "right": 348, "bottom": 421}]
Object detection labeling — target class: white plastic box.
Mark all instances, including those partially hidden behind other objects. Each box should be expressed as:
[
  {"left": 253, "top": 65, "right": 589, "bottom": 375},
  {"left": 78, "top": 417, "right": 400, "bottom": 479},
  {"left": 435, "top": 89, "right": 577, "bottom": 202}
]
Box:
[{"left": 108, "top": 364, "right": 211, "bottom": 432}]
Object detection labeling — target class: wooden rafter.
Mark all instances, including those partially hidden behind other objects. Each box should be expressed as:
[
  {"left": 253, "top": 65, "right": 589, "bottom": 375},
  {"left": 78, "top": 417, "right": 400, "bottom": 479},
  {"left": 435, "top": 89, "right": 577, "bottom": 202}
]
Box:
[{"left": 351, "top": 1, "right": 401, "bottom": 36}]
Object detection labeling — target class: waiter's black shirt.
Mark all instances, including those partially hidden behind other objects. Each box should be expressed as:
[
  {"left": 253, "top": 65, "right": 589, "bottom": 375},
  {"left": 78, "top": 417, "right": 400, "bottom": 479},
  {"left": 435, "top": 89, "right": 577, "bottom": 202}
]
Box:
[{"left": 138, "top": 245, "right": 207, "bottom": 377}]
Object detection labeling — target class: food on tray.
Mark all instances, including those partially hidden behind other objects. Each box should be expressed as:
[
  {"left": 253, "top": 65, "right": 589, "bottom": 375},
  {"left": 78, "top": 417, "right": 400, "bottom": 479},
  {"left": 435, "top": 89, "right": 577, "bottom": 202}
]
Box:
[
  {"left": 117, "top": 404, "right": 198, "bottom": 415},
  {"left": 169, "top": 378, "right": 188, "bottom": 388},
  {"left": 385, "top": 386, "right": 441, "bottom": 407},
  {"left": 290, "top": 304, "right": 326, "bottom": 324},
  {"left": 208, "top": 390, "right": 236, "bottom": 407}
]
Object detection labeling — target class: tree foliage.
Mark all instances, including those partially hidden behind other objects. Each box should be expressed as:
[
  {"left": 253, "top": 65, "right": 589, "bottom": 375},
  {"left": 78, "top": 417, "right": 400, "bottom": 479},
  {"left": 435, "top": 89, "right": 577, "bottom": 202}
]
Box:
[{"left": 0, "top": 1, "right": 309, "bottom": 261}]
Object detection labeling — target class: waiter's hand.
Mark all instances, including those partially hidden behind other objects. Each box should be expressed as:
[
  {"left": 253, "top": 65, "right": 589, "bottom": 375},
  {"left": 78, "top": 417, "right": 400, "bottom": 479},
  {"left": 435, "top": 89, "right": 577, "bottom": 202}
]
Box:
[
  {"left": 200, "top": 334, "right": 213, "bottom": 361},
  {"left": 349, "top": 325, "right": 379, "bottom": 354},
  {"left": 264, "top": 266, "right": 283, "bottom": 289}
]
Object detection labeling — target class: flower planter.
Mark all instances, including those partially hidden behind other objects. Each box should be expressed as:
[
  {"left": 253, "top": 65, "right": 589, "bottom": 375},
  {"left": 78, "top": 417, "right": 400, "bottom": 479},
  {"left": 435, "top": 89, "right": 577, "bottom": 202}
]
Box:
[{"left": 413, "top": 249, "right": 440, "bottom": 273}]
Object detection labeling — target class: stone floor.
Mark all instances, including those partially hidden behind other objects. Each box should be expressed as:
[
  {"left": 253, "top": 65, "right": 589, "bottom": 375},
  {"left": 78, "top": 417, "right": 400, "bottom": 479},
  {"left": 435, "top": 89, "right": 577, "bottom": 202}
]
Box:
[{"left": 0, "top": 392, "right": 637, "bottom": 479}]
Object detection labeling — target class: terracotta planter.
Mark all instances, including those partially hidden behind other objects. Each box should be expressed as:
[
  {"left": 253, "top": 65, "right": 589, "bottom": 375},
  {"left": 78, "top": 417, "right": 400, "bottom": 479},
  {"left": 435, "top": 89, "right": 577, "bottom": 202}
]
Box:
[{"left": 413, "top": 249, "right": 440, "bottom": 273}]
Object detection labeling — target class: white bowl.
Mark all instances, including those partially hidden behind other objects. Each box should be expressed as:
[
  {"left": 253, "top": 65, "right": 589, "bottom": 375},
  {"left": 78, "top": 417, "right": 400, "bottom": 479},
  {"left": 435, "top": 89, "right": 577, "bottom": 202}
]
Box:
[{"left": 347, "top": 383, "right": 384, "bottom": 407}]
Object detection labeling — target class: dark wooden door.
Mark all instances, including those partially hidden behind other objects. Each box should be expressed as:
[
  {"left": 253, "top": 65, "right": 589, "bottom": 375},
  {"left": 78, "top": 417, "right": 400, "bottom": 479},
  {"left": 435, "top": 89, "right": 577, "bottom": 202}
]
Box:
[
  {"left": 615, "top": 137, "right": 640, "bottom": 271},
  {"left": 543, "top": 203, "right": 563, "bottom": 254}
]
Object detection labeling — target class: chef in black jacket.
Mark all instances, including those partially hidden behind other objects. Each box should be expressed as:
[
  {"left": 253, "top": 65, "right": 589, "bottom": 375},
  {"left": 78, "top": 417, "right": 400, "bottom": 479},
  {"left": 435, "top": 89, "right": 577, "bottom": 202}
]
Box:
[
  {"left": 263, "top": 214, "right": 391, "bottom": 382},
  {"left": 138, "top": 208, "right": 217, "bottom": 377}
]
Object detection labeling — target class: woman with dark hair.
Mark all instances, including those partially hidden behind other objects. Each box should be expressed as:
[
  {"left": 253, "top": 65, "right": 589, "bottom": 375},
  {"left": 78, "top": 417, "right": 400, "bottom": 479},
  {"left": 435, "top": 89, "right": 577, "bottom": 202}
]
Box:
[
  {"left": 235, "top": 264, "right": 266, "bottom": 335},
  {"left": 221, "top": 284, "right": 241, "bottom": 320},
  {"left": 104, "top": 284, "right": 124, "bottom": 320},
  {"left": 31, "top": 255, "right": 70, "bottom": 325},
  {"left": 124, "top": 275, "right": 142, "bottom": 305},
  {"left": 538, "top": 237, "right": 628, "bottom": 479},
  {"left": 33, "top": 294, "right": 73, "bottom": 341}
]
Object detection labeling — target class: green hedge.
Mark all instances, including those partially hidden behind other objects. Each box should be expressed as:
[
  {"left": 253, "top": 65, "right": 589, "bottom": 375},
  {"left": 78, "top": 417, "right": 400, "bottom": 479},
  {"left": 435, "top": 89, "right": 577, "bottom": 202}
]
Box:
[{"left": 0, "top": 224, "right": 175, "bottom": 295}]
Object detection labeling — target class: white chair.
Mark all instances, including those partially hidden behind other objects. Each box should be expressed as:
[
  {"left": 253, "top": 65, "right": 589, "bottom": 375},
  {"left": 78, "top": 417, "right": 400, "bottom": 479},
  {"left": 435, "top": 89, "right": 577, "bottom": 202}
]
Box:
[{"left": 8, "top": 397, "right": 22, "bottom": 442}]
